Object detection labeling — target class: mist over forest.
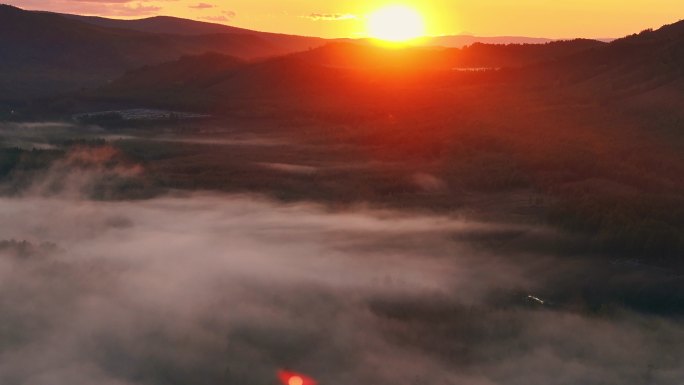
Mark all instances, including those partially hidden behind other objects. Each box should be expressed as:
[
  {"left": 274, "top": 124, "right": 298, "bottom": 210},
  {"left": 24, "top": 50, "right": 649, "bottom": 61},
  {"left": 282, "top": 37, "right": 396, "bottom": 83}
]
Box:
[{"left": 1, "top": 165, "right": 683, "bottom": 385}]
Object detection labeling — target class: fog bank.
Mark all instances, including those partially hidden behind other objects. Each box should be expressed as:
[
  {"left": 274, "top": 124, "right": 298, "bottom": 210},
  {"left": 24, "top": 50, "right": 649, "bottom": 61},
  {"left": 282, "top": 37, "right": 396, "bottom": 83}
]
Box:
[{"left": 0, "top": 192, "right": 682, "bottom": 385}]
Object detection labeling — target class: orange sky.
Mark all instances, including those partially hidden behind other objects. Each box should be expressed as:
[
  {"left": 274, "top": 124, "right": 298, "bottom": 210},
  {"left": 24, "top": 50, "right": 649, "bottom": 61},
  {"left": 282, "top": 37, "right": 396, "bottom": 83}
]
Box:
[{"left": 8, "top": 0, "right": 684, "bottom": 38}]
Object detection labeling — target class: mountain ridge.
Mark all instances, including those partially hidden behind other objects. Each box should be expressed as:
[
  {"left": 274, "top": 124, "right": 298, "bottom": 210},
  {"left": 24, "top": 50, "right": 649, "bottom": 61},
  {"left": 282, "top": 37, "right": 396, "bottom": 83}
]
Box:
[{"left": 0, "top": 4, "right": 325, "bottom": 99}]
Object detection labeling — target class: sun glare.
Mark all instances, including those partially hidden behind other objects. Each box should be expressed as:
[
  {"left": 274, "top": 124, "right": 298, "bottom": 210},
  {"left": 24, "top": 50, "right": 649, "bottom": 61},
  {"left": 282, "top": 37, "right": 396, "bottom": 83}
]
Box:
[{"left": 368, "top": 5, "right": 425, "bottom": 43}]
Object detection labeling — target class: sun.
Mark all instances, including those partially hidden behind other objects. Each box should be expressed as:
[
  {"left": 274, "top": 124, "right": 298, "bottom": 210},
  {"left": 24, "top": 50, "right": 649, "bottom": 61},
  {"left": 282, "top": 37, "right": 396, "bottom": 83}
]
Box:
[{"left": 367, "top": 5, "right": 425, "bottom": 42}]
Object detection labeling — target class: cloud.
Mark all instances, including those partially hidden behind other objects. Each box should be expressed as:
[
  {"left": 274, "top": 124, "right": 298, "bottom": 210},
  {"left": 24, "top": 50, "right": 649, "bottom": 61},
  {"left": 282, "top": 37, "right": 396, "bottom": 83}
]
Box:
[
  {"left": 202, "top": 10, "right": 235, "bottom": 22},
  {"left": 189, "top": 2, "right": 215, "bottom": 9},
  {"left": 111, "top": 3, "right": 161, "bottom": 16},
  {"left": 0, "top": 189, "right": 682, "bottom": 385},
  {"left": 306, "top": 13, "right": 357, "bottom": 21}
]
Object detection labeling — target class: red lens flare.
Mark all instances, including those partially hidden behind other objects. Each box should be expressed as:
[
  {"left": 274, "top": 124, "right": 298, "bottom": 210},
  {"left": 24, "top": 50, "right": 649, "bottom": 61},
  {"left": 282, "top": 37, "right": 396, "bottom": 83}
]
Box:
[{"left": 277, "top": 370, "right": 318, "bottom": 385}]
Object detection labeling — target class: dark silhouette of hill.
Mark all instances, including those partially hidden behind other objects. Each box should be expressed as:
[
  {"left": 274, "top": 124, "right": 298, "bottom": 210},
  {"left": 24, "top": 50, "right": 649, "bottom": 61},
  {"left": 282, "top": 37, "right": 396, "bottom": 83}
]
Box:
[
  {"left": 114, "top": 53, "right": 245, "bottom": 88},
  {"left": 426, "top": 35, "right": 554, "bottom": 47},
  {"left": 539, "top": 20, "right": 684, "bottom": 91},
  {"left": 63, "top": 13, "right": 568, "bottom": 47},
  {"left": 87, "top": 18, "right": 684, "bottom": 123},
  {"left": 61, "top": 13, "right": 571, "bottom": 60},
  {"left": 271, "top": 40, "right": 604, "bottom": 71},
  {"left": 61, "top": 13, "right": 325, "bottom": 53},
  {"left": 96, "top": 52, "right": 348, "bottom": 111},
  {"left": 105, "top": 38, "right": 603, "bottom": 84},
  {"left": 0, "top": 4, "right": 619, "bottom": 101},
  {"left": 0, "top": 5, "right": 325, "bottom": 99},
  {"left": 94, "top": 38, "right": 607, "bottom": 110},
  {"left": 61, "top": 14, "right": 255, "bottom": 35},
  {"left": 523, "top": 19, "right": 684, "bottom": 125},
  {"left": 95, "top": 53, "right": 249, "bottom": 109}
]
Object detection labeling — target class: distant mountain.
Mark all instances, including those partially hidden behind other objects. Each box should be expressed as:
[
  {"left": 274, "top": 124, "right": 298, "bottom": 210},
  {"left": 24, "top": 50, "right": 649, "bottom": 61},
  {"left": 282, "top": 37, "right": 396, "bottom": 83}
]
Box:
[
  {"left": 536, "top": 20, "right": 684, "bottom": 99},
  {"left": 4, "top": 2, "right": 680, "bottom": 111},
  {"left": 91, "top": 38, "right": 607, "bottom": 115},
  {"left": 61, "top": 14, "right": 570, "bottom": 50},
  {"left": 0, "top": 5, "right": 325, "bottom": 99},
  {"left": 423, "top": 35, "right": 615, "bottom": 48},
  {"left": 533, "top": 19, "right": 684, "bottom": 120},
  {"left": 60, "top": 14, "right": 254, "bottom": 36},
  {"left": 113, "top": 53, "right": 246, "bottom": 88},
  {"left": 281, "top": 40, "right": 605, "bottom": 71},
  {"left": 89, "top": 20, "right": 683, "bottom": 117},
  {"left": 425, "top": 35, "right": 554, "bottom": 48},
  {"left": 94, "top": 52, "right": 341, "bottom": 112},
  {"left": 60, "top": 13, "right": 325, "bottom": 54},
  {"left": 100, "top": 38, "right": 607, "bottom": 97}
]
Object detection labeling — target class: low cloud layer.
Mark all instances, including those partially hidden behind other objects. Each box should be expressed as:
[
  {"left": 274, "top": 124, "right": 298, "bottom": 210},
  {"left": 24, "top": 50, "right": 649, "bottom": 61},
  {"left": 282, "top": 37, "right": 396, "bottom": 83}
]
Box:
[
  {"left": 305, "top": 13, "right": 357, "bottom": 21},
  {"left": 202, "top": 10, "right": 236, "bottom": 23},
  {"left": 0, "top": 189, "right": 683, "bottom": 385},
  {"left": 189, "top": 3, "right": 215, "bottom": 10}
]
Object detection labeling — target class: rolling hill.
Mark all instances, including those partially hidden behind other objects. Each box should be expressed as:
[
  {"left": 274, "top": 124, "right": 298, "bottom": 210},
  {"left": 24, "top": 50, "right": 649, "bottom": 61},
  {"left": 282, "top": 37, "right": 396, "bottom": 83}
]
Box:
[
  {"left": 60, "top": 13, "right": 326, "bottom": 55},
  {"left": 92, "top": 37, "right": 610, "bottom": 112},
  {"left": 0, "top": 5, "right": 325, "bottom": 99},
  {"left": 63, "top": 12, "right": 569, "bottom": 50},
  {"left": 0, "top": 4, "right": 615, "bottom": 101},
  {"left": 60, "top": 13, "right": 256, "bottom": 35},
  {"left": 425, "top": 34, "right": 554, "bottom": 47},
  {"left": 62, "top": 14, "right": 562, "bottom": 48},
  {"left": 280, "top": 39, "right": 606, "bottom": 70}
]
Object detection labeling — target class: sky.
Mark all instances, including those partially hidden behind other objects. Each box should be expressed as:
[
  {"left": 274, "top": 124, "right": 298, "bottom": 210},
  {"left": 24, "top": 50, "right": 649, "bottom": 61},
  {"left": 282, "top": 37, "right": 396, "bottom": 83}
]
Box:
[{"left": 6, "top": 0, "right": 684, "bottom": 39}]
